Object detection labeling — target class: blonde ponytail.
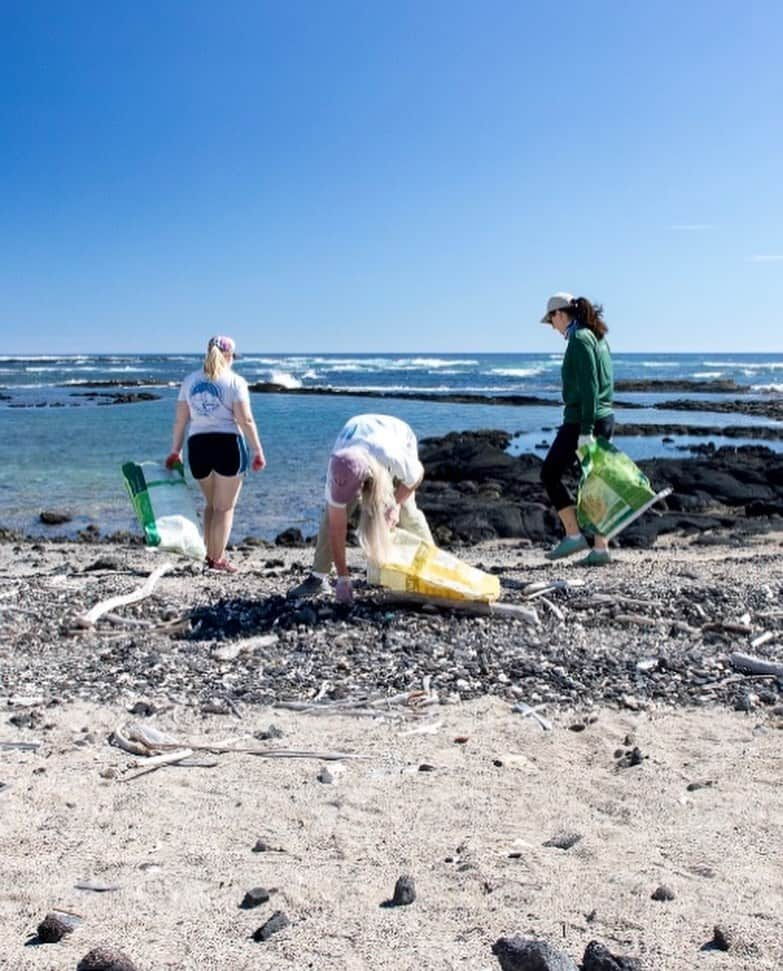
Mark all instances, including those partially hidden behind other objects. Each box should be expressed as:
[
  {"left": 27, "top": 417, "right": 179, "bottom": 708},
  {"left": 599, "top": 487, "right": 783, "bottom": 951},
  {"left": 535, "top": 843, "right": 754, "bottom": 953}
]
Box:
[
  {"left": 203, "top": 345, "right": 228, "bottom": 380},
  {"left": 358, "top": 454, "right": 395, "bottom": 566}
]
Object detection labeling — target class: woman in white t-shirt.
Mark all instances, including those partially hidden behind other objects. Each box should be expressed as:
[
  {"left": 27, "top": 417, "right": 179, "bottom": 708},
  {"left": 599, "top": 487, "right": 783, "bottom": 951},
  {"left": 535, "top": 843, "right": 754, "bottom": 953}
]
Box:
[
  {"left": 166, "top": 336, "right": 265, "bottom": 572},
  {"left": 288, "top": 414, "right": 433, "bottom": 604}
]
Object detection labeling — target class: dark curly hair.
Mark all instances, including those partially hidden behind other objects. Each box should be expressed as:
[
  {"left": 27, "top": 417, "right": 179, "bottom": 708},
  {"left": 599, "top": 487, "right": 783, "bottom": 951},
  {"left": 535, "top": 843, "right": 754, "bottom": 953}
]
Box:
[{"left": 569, "top": 297, "right": 608, "bottom": 340}]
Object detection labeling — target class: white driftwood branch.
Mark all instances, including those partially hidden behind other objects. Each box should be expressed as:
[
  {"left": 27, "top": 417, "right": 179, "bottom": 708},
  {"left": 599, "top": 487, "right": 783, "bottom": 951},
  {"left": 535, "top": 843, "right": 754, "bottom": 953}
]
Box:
[
  {"left": 512, "top": 701, "right": 553, "bottom": 732},
  {"left": 729, "top": 652, "right": 783, "bottom": 679},
  {"left": 75, "top": 562, "right": 174, "bottom": 628},
  {"left": 383, "top": 591, "right": 539, "bottom": 625},
  {"left": 121, "top": 748, "right": 195, "bottom": 782}
]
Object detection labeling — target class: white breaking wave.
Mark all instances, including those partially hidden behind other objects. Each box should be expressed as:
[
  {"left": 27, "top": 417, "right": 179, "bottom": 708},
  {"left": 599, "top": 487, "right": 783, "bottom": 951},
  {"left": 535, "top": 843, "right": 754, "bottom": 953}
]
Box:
[
  {"left": 489, "top": 367, "right": 544, "bottom": 378},
  {"left": 704, "top": 360, "right": 783, "bottom": 370},
  {"left": 752, "top": 383, "right": 783, "bottom": 393},
  {"left": 25, "top": 365, "right": 99, "bottom": 373},
  {"left": 269, "top": 370, "right": 302, "bottom": 389},
  {"left": 693, "top": 371, "right": 725, "bottom": 378}
]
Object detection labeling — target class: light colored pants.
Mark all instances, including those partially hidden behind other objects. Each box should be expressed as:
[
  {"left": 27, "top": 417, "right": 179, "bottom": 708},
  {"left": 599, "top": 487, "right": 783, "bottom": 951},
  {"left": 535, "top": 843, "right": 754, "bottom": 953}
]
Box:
[{"left": 312, "top": 494, "right": 433, "bottom": 575}]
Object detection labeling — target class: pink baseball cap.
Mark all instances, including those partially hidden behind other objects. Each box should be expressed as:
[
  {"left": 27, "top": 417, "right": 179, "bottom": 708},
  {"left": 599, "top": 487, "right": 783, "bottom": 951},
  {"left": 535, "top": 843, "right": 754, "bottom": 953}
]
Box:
[
  {"left": 208, "top": 335, "right": 238, "bottom": 357},
  {"left": 328, "top": 447, "right": 369, "bottom": 505}
]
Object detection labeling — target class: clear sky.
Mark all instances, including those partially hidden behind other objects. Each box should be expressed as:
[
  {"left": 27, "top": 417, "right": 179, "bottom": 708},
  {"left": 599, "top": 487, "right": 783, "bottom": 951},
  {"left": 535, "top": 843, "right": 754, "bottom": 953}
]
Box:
[{"left": 1, "top": 1, "right": 781, "bottom": 354}]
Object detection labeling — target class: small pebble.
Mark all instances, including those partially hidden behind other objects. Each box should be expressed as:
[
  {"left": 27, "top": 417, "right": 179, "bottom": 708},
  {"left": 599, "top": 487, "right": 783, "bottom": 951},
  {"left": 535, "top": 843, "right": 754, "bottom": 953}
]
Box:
[
  {"left": 651, "top": 884, "right": 675, "bottom": 901},
  {"left": 712, "top": 924, "right": 733, "bottom": 951},
  {"left": 240, "top": 887, "right": 270, "bottom": 909},
  {"left": 391, "top": 875, "right": 416, "bottom": 906},
  {"left": 252, "top": 911, "right": 289, "bottom": 942},
  {"left": 36, "top": 911, "right": 80, "bottom": 942},
  {"left": 76, "top": 947, "right": 138, "bottom": 971},
  {"left": 543, "top": 831, "right": 582, "bottom": 851},
  {"left": 317, "top": 767, "right": 333, "bottom": 784}
]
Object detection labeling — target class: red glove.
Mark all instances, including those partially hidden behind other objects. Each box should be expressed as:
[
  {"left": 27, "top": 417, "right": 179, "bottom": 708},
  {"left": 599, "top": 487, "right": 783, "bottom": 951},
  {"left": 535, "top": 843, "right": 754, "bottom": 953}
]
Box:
[
  {"left": 165, "top": 452, "right": 182, "bottom": 470},
  {"left": 251, "top": 451, "right": 266, "bottom": 472}
]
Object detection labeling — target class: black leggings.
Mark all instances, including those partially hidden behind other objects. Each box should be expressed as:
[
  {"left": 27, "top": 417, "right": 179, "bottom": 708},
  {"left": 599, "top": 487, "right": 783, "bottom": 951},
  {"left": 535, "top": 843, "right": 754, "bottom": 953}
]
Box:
[{"left": 541, "top": 415, "right": 615, "bottom": 511}]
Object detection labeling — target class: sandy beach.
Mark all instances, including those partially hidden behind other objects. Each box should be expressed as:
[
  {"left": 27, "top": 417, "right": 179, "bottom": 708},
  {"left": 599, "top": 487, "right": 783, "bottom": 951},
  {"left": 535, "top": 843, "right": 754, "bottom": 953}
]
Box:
[{"left": 2, "top": 534, "right": 783, "bottom": 970}]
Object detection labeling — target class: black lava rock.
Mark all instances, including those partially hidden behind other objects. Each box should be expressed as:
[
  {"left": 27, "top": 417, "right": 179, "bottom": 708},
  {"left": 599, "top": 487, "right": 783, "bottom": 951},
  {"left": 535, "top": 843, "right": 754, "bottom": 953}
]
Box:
[
  {"left": 252, "top": 911, "right": 290, "bottom": 941},
  {"left": 651, "top": 884, "right": 676, "bottom": 901},
  {"left": 391, "top": 875, "right": 416, "bottom": 906},
  {"left": 582, "top": 939, "right": 642, "bottom": 970},
  {"left": 240, "top": 886, "right": 270, "bottom": 909},
  {"left": 76, "top": 947, "right": 138, "bottom": 971},
  {"left": 491, "top": 936, "right": 579, "bottom": 971}
]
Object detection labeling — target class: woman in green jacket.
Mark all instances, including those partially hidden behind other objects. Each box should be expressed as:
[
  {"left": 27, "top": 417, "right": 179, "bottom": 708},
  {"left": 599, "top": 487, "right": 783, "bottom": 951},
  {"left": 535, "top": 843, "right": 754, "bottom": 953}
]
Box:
[{"left": 539, "top": 293, "right": 614, "bottom": 566}]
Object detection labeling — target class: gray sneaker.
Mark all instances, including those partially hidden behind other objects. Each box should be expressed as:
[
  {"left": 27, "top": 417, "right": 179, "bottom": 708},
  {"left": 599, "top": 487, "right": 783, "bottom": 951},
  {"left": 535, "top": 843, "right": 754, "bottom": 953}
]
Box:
[{"left": 287, "top": 574, "right": 330, "bottom": 599}]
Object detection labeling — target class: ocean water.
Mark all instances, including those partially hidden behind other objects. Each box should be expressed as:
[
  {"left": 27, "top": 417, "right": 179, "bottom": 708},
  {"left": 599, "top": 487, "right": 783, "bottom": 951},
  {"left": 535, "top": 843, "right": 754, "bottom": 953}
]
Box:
[{"left": 1, "top": 352, "right": 782, "bottom": 540}]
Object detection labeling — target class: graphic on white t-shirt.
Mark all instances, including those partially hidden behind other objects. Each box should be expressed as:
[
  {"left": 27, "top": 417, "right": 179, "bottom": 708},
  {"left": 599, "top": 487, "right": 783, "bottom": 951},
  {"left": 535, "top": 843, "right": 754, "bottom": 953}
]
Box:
[{"left": 190, "top": 380, "right": 224, "bottom": 417}]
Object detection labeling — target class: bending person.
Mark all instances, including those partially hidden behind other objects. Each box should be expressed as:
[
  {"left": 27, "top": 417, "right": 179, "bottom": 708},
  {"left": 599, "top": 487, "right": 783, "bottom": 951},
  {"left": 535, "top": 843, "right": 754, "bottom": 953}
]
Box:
[
  {"left": 166, "top": 335, "right": 265, "bottom": 572},
  {"left": 539, "top": 293, "right": 615, "bottom": 566},
  {"left": 290, "top": 414, "right": 433, "bottom": 603}
]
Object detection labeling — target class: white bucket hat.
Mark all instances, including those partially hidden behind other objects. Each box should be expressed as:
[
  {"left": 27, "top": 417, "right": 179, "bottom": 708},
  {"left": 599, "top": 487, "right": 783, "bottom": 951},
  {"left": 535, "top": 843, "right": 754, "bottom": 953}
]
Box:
[{"left": 540, "top": 292, "right": 574, "bottom": 323}]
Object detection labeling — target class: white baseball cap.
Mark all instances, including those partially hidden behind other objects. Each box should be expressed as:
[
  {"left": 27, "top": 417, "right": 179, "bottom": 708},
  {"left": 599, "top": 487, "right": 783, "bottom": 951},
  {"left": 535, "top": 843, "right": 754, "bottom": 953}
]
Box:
[{"left": 540, "top": 292, "right": 574, "bottom": 323}]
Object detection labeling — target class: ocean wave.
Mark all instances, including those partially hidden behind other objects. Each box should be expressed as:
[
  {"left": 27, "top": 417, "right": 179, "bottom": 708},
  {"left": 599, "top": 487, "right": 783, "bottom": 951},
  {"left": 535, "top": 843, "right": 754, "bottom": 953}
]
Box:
[
  {"left": 488, "top": 367, "right": 544, "bottom": 378},
  {"left": 692, "top": 371, "right": 725, "bottom": 378},
  {"left": 25, "top": 366, "right": 98, "bottom": 373},
  {"left": 704, "top": 360, "right": 783, "bottom": 370},
  {"left": 269, "top": 370, "right": 302, "bottom": 389},
  {"left": 751, "top": 383, "right": 783, "bottom": 393}
]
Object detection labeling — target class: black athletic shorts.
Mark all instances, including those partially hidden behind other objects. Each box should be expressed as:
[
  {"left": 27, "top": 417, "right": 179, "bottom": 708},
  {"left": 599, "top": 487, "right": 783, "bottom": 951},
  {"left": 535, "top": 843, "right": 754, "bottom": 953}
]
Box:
[{"left": 187, "top": 432, "right": 248, "bottom": 480}]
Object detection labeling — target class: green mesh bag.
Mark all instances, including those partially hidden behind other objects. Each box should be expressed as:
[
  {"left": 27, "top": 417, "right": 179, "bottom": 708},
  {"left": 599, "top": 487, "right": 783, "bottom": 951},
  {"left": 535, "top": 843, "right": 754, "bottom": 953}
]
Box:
[
  {"left": 122, "top": 460, "right": 206, "bottom": 559},
  {"left": 576, "top": 438, "right": 672, "bottom": 540}
]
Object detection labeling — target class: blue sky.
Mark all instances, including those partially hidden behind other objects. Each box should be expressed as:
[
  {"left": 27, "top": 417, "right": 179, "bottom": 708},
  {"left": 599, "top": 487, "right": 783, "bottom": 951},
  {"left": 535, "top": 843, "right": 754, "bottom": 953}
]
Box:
[{"left": 1, "top": 1, "right": 781, "bottom": 354}]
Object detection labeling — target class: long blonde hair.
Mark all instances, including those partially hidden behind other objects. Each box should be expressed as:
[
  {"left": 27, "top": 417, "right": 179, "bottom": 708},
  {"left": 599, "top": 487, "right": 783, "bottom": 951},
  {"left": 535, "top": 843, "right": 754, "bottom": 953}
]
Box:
[
  {"left": 203, "top": 345, "right": 229, "bottom": 381},
  {"left": 358, "top": 454, "right": 395, "bottom": 566}
]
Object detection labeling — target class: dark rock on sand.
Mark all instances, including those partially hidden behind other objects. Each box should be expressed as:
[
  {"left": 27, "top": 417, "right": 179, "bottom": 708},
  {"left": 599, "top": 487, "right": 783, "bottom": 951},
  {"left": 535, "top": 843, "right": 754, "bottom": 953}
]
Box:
[
  {"left": 252, "top": 910, "right": 290, "bottom": 941},
  {"left": 240, "top": 886, "right": 270, "bottom": 909},
  {"left": 36, "top": 911, "right": 80, "bottom": 942},
  {"left": 582, "top": 940, "right": 642, "bottom": 970},
  {"left": 76, "top": 947, "right": 138, "bottom": 971},
  {"left": 390, "top": 875, "right": 416, "bottom": 906},
  {"left": 542, "top": 831, "right": 581, "bottom": 850},
  {"left": 711, "top": 924, "right": 733, "bottom": 951},
  {"left": 651, "top": 884, "right": 676, "bottom": 901},
  {"left": 491, "top": 936, "right": 579, "bottom": 971}
]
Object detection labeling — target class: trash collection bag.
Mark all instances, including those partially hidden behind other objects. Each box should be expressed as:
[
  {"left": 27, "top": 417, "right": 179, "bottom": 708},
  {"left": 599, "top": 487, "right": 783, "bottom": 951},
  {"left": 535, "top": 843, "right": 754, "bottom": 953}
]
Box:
[
  {"left": 122, "top": 460, "right": 206, "bottom": 559},
  {"left": 366, "top": 528, "right": 500, "bottom": 603},
  {"left": 576, "top": 438, "right": 671, "bottom": 540}
]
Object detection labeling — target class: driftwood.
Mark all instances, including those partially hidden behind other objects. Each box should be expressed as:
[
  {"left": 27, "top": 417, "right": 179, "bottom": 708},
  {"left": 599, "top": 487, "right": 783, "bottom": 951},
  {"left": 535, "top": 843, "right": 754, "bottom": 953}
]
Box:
[
  {"left": 522, "top": 579, "right": 585, "bottom": 600},
  {"left": 75, "top": 562, "right": 174, "bottom": 628},
  {"left": 512, "top": 701, "right": 553, "bottom": 732},
  {"left": 613, "top": 613, "right": 661, "bottom": 628},
  {"left": 110, "top": 719, "right": 364, "bottom": 762},
  {"left": 0, "top": 740, "right": 43, "bottom": 751},
  {"left": 211, "top": 633, "right": 279, "bottom": 662},
  {"left": 122, "top": 748, "right": 195, "bottom": 782},
  {"left": 729, "top": 652, "right": 783, "bottom": 680},
  {"left": 750, "top": 631, "right": 776, "bottom": 650},
  {"left": 702, "top": 621, "right": 753, "bottom": 635},
  {"left": 383, "top": 591, "right": 539, "bottom": 625},
  {"left": 274, "top": 678, "right": 438, "bottom": 719}
]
